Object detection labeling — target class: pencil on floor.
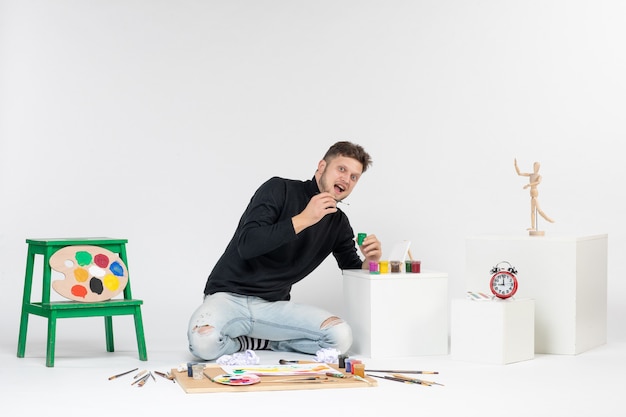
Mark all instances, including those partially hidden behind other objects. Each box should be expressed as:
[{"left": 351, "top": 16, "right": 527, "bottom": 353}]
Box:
[
  {"left": 108, "top": 368, "right": 139, "bottom": 380},
  {"left": 132, "top": 373, "right": 151, "bottom": 386},
  {"left": 155, "top": 371, "right": 175, "bottom": 382},
  {"left": 391, "top": 373, "right": 444, "bottom": 386},
  {"left": 367, "top": 374, "right": 411, "bottom": 384}
]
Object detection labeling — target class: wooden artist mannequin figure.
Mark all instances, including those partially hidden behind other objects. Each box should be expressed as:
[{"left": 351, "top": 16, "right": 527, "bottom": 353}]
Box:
[{"left": 514, "top": 159, "right": 555, "bottom": 236}]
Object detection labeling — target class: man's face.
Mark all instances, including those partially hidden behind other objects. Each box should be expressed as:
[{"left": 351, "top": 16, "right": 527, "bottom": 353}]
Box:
[{"left": 315, "top": 155, "right": 363, "bottom": 202}]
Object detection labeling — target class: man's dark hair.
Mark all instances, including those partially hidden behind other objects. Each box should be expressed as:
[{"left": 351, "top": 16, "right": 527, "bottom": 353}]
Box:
[{"left": 323, "top": 141, "right": 373, "bottom": 173}]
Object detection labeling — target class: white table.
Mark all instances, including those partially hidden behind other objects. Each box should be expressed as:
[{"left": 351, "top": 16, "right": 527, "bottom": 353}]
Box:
[{"left": 342, "top": 269, "right": 448, "bottom": 358}]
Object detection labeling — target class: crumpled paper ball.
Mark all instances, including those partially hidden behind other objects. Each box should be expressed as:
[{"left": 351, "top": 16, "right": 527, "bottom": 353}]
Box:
[
  {"left": 315, "top": 347, "right": 341, "bottom": 364},
  {"left": 216, "top": 349, "right": 260, "bottom": 366}
]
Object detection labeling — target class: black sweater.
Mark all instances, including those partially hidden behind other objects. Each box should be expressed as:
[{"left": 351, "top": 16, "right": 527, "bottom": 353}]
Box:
[{"left": 204, "top": 176, "right": 363, "bottom": 301}]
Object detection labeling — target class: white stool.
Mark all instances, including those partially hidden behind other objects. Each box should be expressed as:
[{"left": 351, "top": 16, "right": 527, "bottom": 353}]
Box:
[
  {"left": 343, "top": 269, "right": 448, "bottom": 358},
  {"left": 451, "top": 297, "right": 534, "bottom": 364}
]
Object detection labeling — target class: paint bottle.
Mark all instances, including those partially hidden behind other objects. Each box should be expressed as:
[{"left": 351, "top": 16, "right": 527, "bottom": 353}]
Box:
[
  {"left": 390, "top": 261, "right": 402, "bottom": 273},
  {"left": 349, "top": 359, "right": 362, "bottom": 374},
  {"left": 379, "top": 260, "right": 389, "bottom": 274},
  {"left": 369, "top": 261, "right": 379, "bottom": 274},
  {"left": 405, "top": 260, "right": 412, "bottom": 273},
  {"left": 345, "top": 359, "right": 353, "bottom": 373},
  {"left": 411, "top": 260, "right": 421, "bottom": 273},
  {"left": 192, "top": 364, "right": 204, "bottom": 380},
  {"left": 187, "top": 362, "right": 196, "bottom": 377},
  {"left": 352, "top": 363, "right": 366, "bottom": 378},
  {"left": 357, "top": 233, "right": 367, "bottom": 246},
  {"left": 338, "top": 354, "right": 348, "bottom": 368}
]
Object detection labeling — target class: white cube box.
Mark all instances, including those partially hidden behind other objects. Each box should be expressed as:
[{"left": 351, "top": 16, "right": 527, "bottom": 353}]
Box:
[
  {"left": 465, "top": 234, "right": 607, "bottom": 354},
  {"left": 451, "top": 298, "right": 534, "bottom": 365},
  {"left": 342, "top": 269, "right": 448, "bottom": 358}
]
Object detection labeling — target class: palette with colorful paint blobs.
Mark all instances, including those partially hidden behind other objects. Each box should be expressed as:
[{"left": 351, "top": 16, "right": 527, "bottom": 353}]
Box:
[
  {"left": 50, "top": 245, "right": 128, "bottom": 302},
  {"left": 212, "top": 374, "right": 262, "bottom": 386}
]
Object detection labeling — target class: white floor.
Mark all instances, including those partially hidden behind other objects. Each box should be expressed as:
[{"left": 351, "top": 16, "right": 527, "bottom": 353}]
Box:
[{"left": 2, "top": 335, "right": 625, "bottom": 417}]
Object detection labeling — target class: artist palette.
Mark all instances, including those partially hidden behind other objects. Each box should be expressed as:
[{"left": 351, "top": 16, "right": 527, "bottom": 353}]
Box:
[
  {"left": 212, "top": 374, "right": 261, "bottom": 386},
  {"left": 50, "top": 245, "right": 128, "bottom": 302}
]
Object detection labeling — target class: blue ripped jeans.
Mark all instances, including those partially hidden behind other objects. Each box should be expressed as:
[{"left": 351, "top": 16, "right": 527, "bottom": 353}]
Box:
[{"left": 187, "top": 292, "right": 353, "bottom": 361}]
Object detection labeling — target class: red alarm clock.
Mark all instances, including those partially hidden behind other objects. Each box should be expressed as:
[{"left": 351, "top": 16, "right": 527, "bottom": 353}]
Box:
[{"left": 489, "top": 261, "right": 518, "bottom": 299}]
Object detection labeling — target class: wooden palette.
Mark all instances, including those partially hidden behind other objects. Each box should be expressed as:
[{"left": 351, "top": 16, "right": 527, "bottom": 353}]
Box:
[
  {"left": 50, "top": 245, "right": 128, "bottom": 302},
  {"left": 172, "top": 363, "right": 377, "bottom": 393}
]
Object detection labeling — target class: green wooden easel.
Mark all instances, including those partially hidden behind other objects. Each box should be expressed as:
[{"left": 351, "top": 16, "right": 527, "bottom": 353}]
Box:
[{"left": 17, "top": 238, "right": 148, "bottom": 367}]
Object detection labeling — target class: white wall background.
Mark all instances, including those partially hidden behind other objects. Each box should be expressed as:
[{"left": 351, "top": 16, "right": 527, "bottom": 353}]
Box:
[{"left": 1, "top": 0, "right": 624, "bottom": 354}]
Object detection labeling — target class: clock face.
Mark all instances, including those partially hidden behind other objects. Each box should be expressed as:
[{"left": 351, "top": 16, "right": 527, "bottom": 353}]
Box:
[{"left": 490, "top": 271, "right": 518, "bottom": 299}]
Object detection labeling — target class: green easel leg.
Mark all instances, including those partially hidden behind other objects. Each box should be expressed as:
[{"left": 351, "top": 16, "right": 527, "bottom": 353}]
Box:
[
  {"left": 17, "top": 311, "right": 29, "bottom": 358},
  {"left": 134, "top": 307, "right": 148, "bottom": 361},
  {"left": 46, "top": 312, "right": 58, "bottom": 367},
  {"left": 105, "top": 316, "right": 115, "bottom": 353}
]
